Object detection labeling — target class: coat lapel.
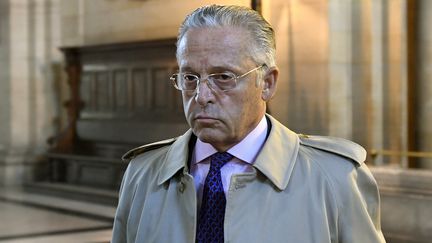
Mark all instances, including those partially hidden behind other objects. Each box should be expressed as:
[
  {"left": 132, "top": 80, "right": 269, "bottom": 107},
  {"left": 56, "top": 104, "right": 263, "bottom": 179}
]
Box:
[
  {"left": 253, "top": 115, "right": 300, "bottom": 190},
  {"left": 157, "top": 129, "right": 193, "bottom": 185}
]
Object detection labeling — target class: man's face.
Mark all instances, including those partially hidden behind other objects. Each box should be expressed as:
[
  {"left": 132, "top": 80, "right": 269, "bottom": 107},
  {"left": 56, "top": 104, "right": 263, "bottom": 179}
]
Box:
[{"left": 177, "top": 26, "right": 267, "bottom": 152}]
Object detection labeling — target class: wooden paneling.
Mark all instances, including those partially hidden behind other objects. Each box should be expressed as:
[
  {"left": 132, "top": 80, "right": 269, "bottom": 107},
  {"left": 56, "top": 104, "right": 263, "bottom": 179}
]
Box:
[
  {"left": 132, "top": 68, "right": 150, "bottom": 110},
  {"left": 113, "top": 70, "right": 128, "bottom": 111},
  {"left": 48, "top": 39, "right": 188, "bottom": 191},
  {"left": 78, "top": 41, "right": 182, "bottom": 122},
  {"left": 79, "top": 65, "right": 181, "bottom": 119}
]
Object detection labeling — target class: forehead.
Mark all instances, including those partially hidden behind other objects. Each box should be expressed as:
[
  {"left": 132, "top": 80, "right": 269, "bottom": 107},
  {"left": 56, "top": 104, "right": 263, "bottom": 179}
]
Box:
[{"left": 177, "top": 26, "right": 254, "bottom": 69}]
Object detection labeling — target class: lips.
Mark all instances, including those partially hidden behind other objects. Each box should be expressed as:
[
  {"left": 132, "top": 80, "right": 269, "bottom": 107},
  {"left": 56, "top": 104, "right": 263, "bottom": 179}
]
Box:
[
  {"left": 194, "top": 115, "right": 219, "bottom": 124},
  {"left": 195, "top": 115, "right": 216, "bottom": 120}
]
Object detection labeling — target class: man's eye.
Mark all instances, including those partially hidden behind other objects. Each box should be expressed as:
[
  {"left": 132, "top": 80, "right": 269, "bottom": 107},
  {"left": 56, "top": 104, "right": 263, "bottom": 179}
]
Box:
[
  {"left": 211, "top": 73, "right": 235, "bottom": 81},
  {"left": 183, "top": 74, "right": 198, "bottom": 82}
]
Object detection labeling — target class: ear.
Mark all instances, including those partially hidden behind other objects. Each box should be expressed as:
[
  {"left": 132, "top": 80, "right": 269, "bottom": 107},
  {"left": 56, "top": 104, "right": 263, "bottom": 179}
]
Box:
[{"left": 261, "top": 67, "right": 278, "bottom": 102}]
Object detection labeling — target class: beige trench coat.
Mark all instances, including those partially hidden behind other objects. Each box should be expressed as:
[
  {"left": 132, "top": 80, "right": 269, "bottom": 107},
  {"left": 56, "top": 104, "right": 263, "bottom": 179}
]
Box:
[{"left": 112, "top": 115, "right": 386, "bottom": 243}]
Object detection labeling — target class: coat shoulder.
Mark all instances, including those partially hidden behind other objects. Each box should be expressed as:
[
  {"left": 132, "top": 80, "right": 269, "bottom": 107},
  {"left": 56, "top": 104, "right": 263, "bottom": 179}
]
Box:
[
  {"left": 298, "top": 134, "right": 366, "bottom": 165},
  {"left": 122, "top": 137, "right": 178, "bottom": 162}
]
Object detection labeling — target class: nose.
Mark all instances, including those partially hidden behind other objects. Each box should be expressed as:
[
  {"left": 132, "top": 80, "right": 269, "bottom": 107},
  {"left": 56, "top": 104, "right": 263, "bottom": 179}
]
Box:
[{"left": 194, "top": 78, "right": 215, "bottom": 105}]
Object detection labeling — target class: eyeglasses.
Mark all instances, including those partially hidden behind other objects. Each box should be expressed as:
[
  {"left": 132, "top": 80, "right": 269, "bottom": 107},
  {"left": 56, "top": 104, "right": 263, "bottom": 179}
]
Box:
[{"left": 170, "top": 64, "right": 266, "bottom": 92}]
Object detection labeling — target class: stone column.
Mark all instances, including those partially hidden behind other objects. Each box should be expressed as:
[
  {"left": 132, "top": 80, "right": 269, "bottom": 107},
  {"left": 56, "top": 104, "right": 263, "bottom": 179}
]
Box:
[
  {"left": 0, "top": 0, "right": 12, "bottom": 180},
  {"left": 265, "top": 0, "right": 329, "bottom": 134},
  {"left": 0, "top": 0, "right": 32, "bottom": 186},
  {"left": 370, "top": 0, "right": 386, "bottom": 165},
  {"left": 0, "top": 0, "right": 62, "bottom": 185},
  {"left": 389, "top": 0, "right": 406, "bottom": 166},
  {"left": 328, "top": 0, "right": 353, "bottom": 139},
  {"left": 418, "top": 0, "right": 432, "bottom": 168}
]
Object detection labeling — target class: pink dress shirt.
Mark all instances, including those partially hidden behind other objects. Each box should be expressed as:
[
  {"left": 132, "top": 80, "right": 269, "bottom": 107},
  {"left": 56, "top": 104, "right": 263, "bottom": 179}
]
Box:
[{"left": 190, "top": 115, "right": 268, "bottom": 206}]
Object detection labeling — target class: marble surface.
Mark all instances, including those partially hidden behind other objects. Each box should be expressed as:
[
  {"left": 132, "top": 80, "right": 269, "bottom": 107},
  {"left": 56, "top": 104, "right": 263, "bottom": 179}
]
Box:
[
  {"left": 1, "top": 228, "right": 112, "bottom": 243},
  {"left": 0, "top": 187, "right": 114, "bottom": 243}
]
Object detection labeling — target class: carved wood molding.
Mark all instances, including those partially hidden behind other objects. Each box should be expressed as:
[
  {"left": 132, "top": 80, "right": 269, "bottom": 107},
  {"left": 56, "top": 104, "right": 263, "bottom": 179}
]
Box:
[{"left": 52, "top": 39, "right": 181, "bottom": 152}]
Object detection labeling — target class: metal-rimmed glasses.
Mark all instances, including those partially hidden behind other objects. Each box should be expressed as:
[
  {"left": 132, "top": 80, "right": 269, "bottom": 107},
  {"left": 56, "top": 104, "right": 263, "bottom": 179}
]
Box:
[{"left": 170, "top": 64, "right": 266, "bottom": 92}]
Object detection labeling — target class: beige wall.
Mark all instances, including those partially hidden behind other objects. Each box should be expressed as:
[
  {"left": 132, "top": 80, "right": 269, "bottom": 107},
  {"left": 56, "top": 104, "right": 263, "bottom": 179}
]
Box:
[
  {"left": 382, "top": 0, "right": 406, "bottom": 165},
  {"left": 264, "top": 0, "right": 329, "bottom": 135},
  {"left": 61, "top": 0, "right": 250, "bottom": 47},
  {"left": 0, "top": 0, "right": 11, "bottom": 154},
  {"left": 418, "top": 0, "right": 432, "bottom": 168},
  {"left": 0, "top": 0, "right": 63, "bottom": 185},
  {"left": 372, "top": 167, "right": 432, "bottom": 241},
  {"left": 266, "top": 0, "right": 413, "bottom": 165}
]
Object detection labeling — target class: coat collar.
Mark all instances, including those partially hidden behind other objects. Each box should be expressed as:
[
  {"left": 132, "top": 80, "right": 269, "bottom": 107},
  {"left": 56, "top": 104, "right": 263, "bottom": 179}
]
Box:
[
  {"left": 253, "top": 115, "right": 299, "bottom": 190},
  {"left": 157, "top": 114, "right": 300, "bottom": 190},
  {"left": 157, "top": 129, "right": 194, "bottom": 186}
]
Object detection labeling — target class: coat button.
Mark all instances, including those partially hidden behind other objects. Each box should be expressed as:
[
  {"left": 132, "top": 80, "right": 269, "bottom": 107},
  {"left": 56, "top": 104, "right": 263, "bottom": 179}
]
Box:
[
  {"left": 178, "top": 182, "right": 185, "bottom": 193},
  {"left": 235, "top": 183, "right": 246, "bottom": 189}
]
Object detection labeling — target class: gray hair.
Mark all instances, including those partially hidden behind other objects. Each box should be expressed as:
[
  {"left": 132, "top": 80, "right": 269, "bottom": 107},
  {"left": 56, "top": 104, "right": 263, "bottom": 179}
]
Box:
[{"left": 176, "top": 5, "right": 276, "bottom": 68}]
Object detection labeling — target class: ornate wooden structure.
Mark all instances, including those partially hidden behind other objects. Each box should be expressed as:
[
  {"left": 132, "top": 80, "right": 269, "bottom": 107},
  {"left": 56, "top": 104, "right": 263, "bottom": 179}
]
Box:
[{"left": 36, "top": 40, "right": 189, "bottom": 202}]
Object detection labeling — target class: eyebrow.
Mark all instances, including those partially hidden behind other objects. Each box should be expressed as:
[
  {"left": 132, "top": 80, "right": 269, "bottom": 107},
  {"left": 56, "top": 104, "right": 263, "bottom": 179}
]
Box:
[{"left": 179, "top": 65, "right": 241, "bottom": 74}]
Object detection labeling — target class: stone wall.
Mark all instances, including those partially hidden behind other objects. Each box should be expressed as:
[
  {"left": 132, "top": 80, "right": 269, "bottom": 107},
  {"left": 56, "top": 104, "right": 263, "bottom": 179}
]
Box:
[
  {"left": 264, "top": 0, "right": 414, "bottom": 166},
  {"left": 0, "top": 0, "right": 63, "bottom": 185},
  {"left": 372, "top": 167, "right": 432, "bottom": 243},
  {"left": 417, "top": 1, "right": 432, "bottom": 169},
  {"left": 0, "top": 0, "right": 11, "bottom": 157},
  {"left": 264, "top": 0, "right": 330, "bottom": 136},
  {"left": 60, "top": 0, "right": 250, "bottom": 47}
]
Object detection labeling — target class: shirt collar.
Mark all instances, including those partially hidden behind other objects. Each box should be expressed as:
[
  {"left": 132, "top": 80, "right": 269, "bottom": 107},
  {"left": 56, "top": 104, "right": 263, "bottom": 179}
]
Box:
[{"left": 193, "top": 115, "right": 268, "bottom": 164}]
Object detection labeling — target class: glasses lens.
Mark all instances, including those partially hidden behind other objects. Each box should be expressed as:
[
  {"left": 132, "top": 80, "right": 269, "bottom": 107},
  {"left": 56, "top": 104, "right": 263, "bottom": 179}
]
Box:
[
  {"left": 171, "top": 71, "right": 240, "bottom": 91},
  {"left": 181, "top": 74, "right": 199, "bottom": 90},
  {"left": 209, "top": 73, "right": 236, "bottom": 91}
]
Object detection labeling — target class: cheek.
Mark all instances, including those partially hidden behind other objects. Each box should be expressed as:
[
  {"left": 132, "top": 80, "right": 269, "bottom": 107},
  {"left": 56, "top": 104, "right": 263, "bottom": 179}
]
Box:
[
  {"left": 221, "top": 96, "right": 249, "bottom": 126},
  {"left": 182, "top": 93, "right": 203, "bottom": 129},
  {"left": 232, "top": 91, "right": 257, "bottom": 112},
  {"left": 230, "top": 89, "right": 263, "bottom": 121},
  {"left": 182, "top": 94, "right": 194, "bottom": 112}
]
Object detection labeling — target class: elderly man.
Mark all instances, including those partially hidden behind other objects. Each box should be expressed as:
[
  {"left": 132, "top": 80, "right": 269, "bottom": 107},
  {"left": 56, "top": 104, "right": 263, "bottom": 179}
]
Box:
[{"left": 112, "top": 5, "right": 386, "bottom": 243}]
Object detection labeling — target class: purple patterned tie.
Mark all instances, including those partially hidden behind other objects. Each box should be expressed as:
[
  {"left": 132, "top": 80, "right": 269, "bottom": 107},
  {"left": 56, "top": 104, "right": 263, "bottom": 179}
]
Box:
[{"left": 196, "top": 152, "right": 233, "bottom": 243}]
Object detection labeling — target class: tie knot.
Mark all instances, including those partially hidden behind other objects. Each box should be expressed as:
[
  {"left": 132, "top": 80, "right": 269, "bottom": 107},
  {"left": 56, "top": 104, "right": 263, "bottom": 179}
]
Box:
[{"left": 210, "top": 152, "right": 233, "bottom": 170}]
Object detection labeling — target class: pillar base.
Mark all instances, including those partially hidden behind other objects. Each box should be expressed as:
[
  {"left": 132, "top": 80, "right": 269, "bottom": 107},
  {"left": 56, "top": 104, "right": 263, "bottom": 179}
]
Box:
[{"left": 0, "top": 151, "right": 46, "bottom": 186}]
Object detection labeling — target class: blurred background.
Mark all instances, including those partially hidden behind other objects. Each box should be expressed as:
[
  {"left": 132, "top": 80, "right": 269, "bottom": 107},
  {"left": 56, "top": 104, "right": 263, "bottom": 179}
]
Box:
[{"left": 0, "top": 0, "right": 431, "bottom": 242}]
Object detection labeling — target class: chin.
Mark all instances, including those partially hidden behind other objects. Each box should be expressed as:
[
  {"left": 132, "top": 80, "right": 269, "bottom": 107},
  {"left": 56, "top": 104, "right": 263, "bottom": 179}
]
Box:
[
  {"left": 195, "top": 131, "right": 217, "bottom": 143},
  {"left": 193, "top": 128, "right": 239, "bottom": 151},
  {"left": 194, "top": 128, "right": 223, "bottom": 143}
]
